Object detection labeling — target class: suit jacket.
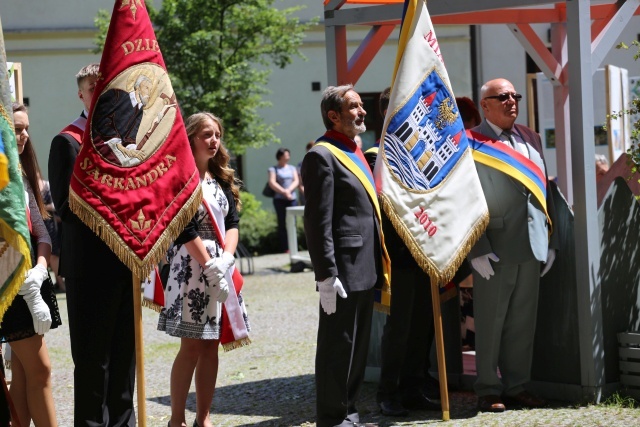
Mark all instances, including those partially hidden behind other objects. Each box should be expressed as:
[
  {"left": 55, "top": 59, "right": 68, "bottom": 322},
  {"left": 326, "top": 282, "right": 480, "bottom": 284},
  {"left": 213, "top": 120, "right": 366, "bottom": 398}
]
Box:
[
  {"left": 48, "top": 117, "right": 131, "bottom": 279},
  {"left": 469, "top": 120, "right": 559, "bottom": 265},
  {"left": 301, "top": 138, "right": 383, "bottom": 293}
]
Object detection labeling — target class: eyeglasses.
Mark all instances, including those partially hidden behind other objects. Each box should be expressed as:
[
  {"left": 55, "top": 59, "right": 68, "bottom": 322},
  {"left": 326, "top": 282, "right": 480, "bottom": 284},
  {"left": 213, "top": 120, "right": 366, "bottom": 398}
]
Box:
[{"left": 484, "top": 93, "right": 523, "bottom": 102}]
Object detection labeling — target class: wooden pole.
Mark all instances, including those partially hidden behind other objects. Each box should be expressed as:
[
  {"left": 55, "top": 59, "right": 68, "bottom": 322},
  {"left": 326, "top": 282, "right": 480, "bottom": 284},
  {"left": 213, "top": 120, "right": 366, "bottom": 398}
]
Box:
[
  {"left": 430, "top": 283, "right": 450, "bottom": 421},
  {"left": 133, "top": 273, "right": 147, "bottom": 426}
]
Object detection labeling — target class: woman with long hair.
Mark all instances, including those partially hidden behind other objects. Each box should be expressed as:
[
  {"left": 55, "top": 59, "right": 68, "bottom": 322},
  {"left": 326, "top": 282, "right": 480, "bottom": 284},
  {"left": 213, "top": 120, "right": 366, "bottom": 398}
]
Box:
[
  {"left": 1, "top": 103, "right": 61, "bottom": 426},
  {"left": 158, "top": 112, "right": 250, "bottom": 427}
]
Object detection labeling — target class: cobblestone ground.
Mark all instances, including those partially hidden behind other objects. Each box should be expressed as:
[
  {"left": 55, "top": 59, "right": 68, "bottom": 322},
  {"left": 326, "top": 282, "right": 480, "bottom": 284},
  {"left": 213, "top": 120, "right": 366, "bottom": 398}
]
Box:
[{"left": 12, "top": 254, "right": 640, "bottom": 426}]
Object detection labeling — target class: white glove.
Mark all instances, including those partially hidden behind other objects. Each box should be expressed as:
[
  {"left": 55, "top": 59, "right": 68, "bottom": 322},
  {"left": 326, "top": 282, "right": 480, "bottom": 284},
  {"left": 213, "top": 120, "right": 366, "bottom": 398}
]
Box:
[
  {"left": 23, "top": 290, "right": 52, "bottom": 335},
  {"left": 19, "top": 265, "right": 49, "bottom": 296},
  {"left": 205, "top": 252, "right": 235, "bottom": 283},
  {"left": 317, "top": 277, "right": 347, "bottom": 315},
  {"left": 541, "top": 248, "right": 556, "bottom": 277},
  {"left": 214, "top": 277, "right": 230, "bottom": 303},
  {"left": 470, "top": 253, "right": 500, "bottom": 280}
]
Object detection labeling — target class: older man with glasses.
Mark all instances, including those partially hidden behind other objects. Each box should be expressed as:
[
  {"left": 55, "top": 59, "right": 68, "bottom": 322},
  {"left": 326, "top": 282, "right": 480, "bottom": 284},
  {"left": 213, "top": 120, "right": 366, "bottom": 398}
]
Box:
[{"left": 466, "top": 78, "right": 560, "bottom": 413}]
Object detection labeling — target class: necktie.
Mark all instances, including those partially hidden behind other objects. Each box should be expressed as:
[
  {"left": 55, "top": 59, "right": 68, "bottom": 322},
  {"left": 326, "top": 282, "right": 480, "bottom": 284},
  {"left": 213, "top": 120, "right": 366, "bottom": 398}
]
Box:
[{"left": 501, "top": 131, "right": 516, "bottom": 148}]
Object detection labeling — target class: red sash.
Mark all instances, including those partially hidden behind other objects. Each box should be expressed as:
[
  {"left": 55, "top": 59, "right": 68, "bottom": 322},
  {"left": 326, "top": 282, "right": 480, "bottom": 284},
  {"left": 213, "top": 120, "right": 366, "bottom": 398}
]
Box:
[{"left": 201, "top": 201, "right": 248, "bottom": 350}]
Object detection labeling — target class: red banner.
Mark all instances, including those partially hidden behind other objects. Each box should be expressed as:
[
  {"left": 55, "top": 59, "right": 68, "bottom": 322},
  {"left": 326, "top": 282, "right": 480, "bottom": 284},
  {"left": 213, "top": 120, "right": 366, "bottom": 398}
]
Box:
[{"left": 70, "top": 0, "right": 201, "bottom": 278}]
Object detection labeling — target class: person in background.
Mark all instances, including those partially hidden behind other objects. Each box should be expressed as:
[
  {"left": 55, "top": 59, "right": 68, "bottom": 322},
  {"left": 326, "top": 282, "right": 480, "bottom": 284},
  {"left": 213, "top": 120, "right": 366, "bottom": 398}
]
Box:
[
  {"left": 468, "top": 78, "right": 559, "bottom": 412},
  {"left": 158, "top": 112, "right": 250, "bottom": 427},
  {"left": 49, "top": 62, "right": 137, "bottom": 425},
  {"left": 456, "top": 96, "right": 482, "bottom": 129},
  {"left": 2, "top": 103, "right": 61, "bottom": 427},
  {"left": 366, "top": 87, "right": 440, "bottom": 417},
  {"left": 297, "top": 141, "right": 315, "bottom": 205},
  {"left": 455, "top": 96, "right": 482, "bottom": 350},
  {"left": 302, "top": 84, "right": 388, "bottom": 427},
  {"left": 595, "top": 153, "right": 610, "bottom": 181},
  {"left": 268, "top": 147, "right": 299, "bottom": 252},
  {"left": 37, "top": 171, "right": 64, "bottom": 292}
]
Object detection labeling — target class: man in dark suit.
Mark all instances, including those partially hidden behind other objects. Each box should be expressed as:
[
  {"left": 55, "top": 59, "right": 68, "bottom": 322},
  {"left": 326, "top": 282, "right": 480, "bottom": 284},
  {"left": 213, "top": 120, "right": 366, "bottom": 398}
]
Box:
[
  {"left": 302, "top": 84, "right": 387, "bottom": 427},
  {"left": 48, "top": 63, "right": 136, "bottom": 426},
  {"left": 468, "top": 78, "right": 559, "bottom": 412},
  {"left": 365, "top": 87, "right": 440, "bottom": 417}
]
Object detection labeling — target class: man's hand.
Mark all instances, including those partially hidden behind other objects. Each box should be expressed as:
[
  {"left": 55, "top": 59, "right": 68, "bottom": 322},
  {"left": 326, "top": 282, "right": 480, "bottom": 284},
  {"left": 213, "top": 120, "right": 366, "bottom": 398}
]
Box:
[
  {"left": 317, "top": 277, "right": 347, "bottom": 315},
  {"left": 205, "top": 252, "right": 235, "bottom": 283},
  {"left": 19, "top": 265, "right": 49, "bottom": 296},
  {"left": 214, "top": 277, "right": 230, "bottom": 303},
  {"left": 541, "top": 249, "right": 556, "bottom": 277},
  {"left": 470, "top": 253, "right": 500, "bottom": 280},
  {"left": 23, "top": 291, "right": 52, "bottom": 335}
]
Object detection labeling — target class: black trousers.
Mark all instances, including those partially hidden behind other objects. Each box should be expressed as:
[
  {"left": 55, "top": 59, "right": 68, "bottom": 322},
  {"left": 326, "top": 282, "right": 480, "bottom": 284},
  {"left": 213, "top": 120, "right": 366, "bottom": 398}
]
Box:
[
  {"left": 66, "top": 273, "right": 136, "bottom": 426},
  {"left": 316, "top": 287, "right": 374, "bottom": 427},
  {"left": 377, "top": 266, "right": 434, "bottom": 401}
]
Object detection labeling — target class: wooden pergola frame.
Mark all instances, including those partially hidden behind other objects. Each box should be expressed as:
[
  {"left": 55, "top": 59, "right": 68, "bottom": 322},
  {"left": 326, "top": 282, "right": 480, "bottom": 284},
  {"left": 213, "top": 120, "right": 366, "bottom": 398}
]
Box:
[{"left": 324, "top": 0, "right": 640, "bottom": 402}]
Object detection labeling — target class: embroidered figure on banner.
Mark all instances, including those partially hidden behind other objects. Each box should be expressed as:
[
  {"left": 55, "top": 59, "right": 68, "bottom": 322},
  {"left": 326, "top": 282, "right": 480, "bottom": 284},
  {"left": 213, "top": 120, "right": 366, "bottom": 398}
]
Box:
[
  {"left": 91, "top": 63, "right": 177, "bottom": 167},
  {"left": 383, "top": 68, "right": 467, "bottom": 189}
]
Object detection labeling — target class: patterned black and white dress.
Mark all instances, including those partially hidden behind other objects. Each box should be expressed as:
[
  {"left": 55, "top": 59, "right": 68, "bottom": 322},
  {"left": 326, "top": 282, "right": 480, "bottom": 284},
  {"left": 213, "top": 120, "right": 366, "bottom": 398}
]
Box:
[{"left": 157, "top": 177, "right": 249, "bottom": 340}]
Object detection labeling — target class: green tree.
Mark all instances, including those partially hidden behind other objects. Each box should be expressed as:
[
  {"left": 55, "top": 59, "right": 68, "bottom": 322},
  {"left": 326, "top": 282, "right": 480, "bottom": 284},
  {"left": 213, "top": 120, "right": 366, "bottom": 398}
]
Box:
[
  {"left": 609, "top": 41, "right": 640, "bottom": 194},
  {"left": 93, "top": 0, "right": 317, "bottom": 154}
]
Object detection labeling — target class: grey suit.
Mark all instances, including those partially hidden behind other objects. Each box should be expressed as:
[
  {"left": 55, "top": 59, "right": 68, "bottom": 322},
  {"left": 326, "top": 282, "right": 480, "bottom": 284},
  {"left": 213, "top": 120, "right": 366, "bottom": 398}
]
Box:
[
  {"left": 469, "top": 120, "right": 558, "bottom": 397},
  {"left": 301, "top": 135, "right": 383, "bottom": 427}
]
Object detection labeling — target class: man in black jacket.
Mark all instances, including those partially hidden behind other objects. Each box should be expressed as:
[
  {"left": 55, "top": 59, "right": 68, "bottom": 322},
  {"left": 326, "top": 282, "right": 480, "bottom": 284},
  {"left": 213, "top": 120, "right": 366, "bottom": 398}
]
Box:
[
  {"left": 48, "top": 63, "right": 136, "bottom": 426},
  {"left": 302, "top": 84, "right": 387, "bottom": 427}
]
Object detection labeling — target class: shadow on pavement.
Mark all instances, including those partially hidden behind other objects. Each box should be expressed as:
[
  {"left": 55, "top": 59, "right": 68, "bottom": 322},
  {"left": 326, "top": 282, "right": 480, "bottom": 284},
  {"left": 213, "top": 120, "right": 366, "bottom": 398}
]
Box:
[{"left": 149, "top": 374, "right": 316, "bottom": 425}]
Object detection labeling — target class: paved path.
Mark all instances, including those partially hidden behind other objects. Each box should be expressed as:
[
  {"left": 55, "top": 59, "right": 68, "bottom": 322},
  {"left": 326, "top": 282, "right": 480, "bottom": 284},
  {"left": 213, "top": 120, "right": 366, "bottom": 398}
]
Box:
[{"left": 10, "top": 253, "right": 640, "bottom": 426}]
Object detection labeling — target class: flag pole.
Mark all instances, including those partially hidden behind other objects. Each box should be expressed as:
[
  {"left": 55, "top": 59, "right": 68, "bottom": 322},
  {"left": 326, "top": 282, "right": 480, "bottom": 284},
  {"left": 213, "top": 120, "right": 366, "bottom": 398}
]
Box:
[
  {"left": 133, "top": 272, "right": 147, "bottom": 426},
  {"left": 430, "top": 283, "right": 450, "bottom": 421}
]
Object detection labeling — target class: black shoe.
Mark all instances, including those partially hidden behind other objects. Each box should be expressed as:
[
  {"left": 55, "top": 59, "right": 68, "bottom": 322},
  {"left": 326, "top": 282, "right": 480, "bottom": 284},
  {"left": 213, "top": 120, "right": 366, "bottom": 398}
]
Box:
[
  {"left": 421, "top": 376, "right": 442, "bottom": 404},
  {"left": 193, "top": 422, "right": 200, "bottom": 427},
  {"left": 402, "top": 392, "right": 441, "bottom": 410},
  {"left": 378, "top": 399, "right": 409, "bottom": 416}
]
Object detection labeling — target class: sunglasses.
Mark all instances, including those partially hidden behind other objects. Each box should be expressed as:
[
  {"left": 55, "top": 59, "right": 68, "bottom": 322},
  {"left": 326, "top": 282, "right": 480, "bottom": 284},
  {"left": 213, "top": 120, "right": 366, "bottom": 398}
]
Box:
[{"left": 484, "top": 93, "right": 523, "bottom": 102}]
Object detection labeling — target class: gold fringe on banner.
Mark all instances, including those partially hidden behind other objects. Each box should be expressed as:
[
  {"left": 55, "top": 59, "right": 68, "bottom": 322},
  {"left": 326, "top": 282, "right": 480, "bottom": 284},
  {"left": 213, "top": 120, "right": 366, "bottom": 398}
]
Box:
[
  {"left": 0, "top": 220, "right": 31, "bottom": 320},
  {"left": 222, "top": 337, "right": 252, "bottom": 352},
  {"left": 68, "top": 182, "right": 202, "bottom": 280},
  {"left": 374, "top": 301, "right": 391, "bottom": 315},
  {"left": 379, "top": 192, "right": 489, "bottom": 288},
  {"left": 141, "top": 298, "right": 163, "bottom": 313}
]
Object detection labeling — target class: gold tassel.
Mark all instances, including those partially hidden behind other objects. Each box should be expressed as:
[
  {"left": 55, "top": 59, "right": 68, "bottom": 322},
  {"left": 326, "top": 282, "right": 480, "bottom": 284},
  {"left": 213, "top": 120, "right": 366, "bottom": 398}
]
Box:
[
  {"left": 141, "top": 298, "right": 163, "bottom": 313},
  {"left": 222, "top": 337, "right": 252, "bottom": 352},
  {"left": 374, "top": 302, "right": 390, "bottom": 315},
  {"left": 0, "top": 219, "right": 31, "bottom": 320},
  {"left": 69, "top": 184, "right": 202, "bottom": 279}
]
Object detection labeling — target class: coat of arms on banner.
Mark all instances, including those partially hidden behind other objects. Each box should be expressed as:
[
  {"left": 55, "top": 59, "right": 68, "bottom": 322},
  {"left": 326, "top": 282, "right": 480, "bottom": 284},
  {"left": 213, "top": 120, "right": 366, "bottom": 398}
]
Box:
[{"left": 384, "top": 68, "right": 466, "bottom": 190}]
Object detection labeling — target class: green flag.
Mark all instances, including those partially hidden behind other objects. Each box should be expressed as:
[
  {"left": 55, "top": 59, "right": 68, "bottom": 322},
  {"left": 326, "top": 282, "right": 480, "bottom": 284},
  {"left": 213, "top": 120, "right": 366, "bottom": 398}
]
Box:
[{"left": 0, "top": 16, "right": 31, "bottom": 320}]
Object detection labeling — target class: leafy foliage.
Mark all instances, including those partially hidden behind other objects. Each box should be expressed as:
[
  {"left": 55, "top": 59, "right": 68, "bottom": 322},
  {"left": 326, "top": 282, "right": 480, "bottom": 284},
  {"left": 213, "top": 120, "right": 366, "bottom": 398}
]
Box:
[
  {"left": 238, "top": 191, "right": 279, "bottom": 254},
  {"left": 93, "top": 0, "right": 317, "bottom": 154},
  {"left": 610, "top": 41, "right": 640, "bottom": 194}
]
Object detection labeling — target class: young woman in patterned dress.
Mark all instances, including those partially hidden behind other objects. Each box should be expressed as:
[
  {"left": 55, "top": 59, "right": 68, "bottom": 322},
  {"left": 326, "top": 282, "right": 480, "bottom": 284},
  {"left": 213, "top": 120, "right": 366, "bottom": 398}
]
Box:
[
  {"left": 158, "top": 112, "right": 248, "bottom": 427},
  {"left": 2, "top": 103, "right": 61, "bottom": 426}
]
